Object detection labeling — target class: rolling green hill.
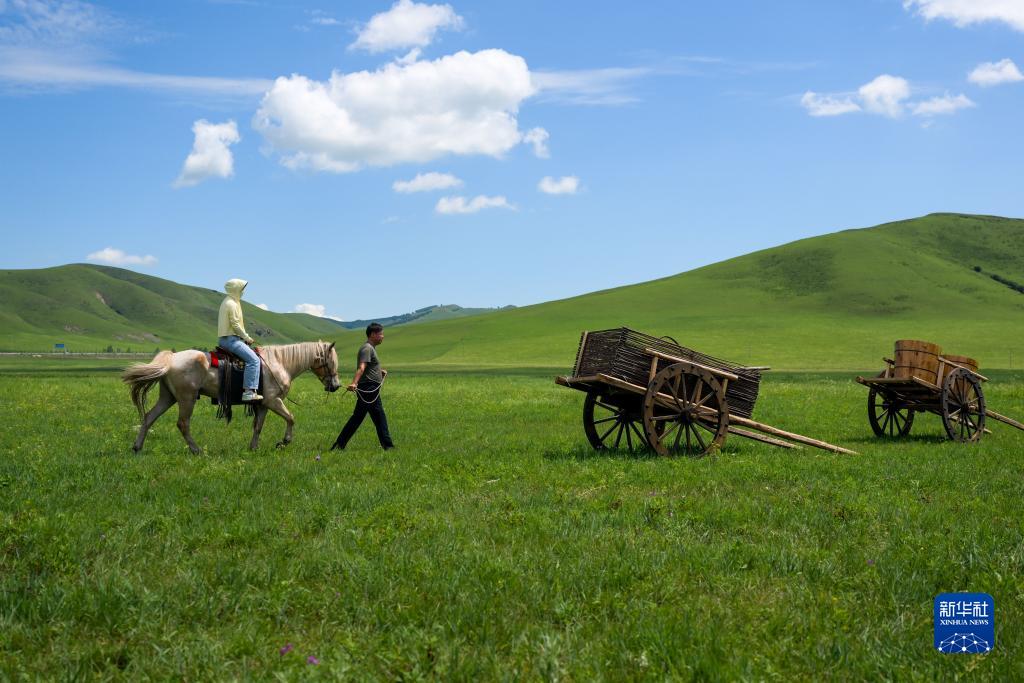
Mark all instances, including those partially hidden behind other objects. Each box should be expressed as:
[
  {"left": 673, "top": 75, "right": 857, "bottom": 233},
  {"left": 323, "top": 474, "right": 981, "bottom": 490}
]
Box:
[
  {"left": 0, "top": 264, "right": 343, "bottom": 351},
  {"left": 364, "top": 213, "right": 1024, "bottom": 370},
  {"left": 4, "top": 214, "right": 1024, "bottom": 370}
]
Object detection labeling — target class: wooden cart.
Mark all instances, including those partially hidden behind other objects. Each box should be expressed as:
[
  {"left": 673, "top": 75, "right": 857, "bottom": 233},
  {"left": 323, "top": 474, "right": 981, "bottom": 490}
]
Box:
[
  {"left": 855, "top": 340, "right": 1024, "bottom": 442},
  {"left": 556, "top": 328, "right": 856, "bottom": 456}
]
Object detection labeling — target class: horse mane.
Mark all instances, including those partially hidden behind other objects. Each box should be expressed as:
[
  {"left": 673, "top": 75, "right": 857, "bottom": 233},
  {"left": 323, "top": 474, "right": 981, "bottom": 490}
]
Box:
[{"left": 262, "top": 341, "right": 326, "bottom": 374}]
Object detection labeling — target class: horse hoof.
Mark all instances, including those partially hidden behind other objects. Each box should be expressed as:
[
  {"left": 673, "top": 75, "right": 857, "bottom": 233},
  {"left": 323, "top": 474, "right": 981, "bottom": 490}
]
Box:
[{"left": 275, "top": 441, "right": 288, "bottom": 449}]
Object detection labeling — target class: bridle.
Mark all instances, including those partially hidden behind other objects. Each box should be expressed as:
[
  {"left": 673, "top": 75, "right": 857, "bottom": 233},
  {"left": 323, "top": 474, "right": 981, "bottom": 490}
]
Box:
[{"left": 311, "top": 343, "right": 339, "bottom": 391}]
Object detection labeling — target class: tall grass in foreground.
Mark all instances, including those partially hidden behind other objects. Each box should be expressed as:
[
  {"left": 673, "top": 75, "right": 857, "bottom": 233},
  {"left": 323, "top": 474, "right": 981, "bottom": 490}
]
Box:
[{"left": 0, "top": 362, "right": 1022, "bottom": 679}]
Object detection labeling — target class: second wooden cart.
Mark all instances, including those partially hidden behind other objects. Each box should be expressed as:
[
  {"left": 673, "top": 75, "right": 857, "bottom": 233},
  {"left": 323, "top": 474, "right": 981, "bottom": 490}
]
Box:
[{"left": 855, "top": 340, "right": 1024, "bottom": 442}]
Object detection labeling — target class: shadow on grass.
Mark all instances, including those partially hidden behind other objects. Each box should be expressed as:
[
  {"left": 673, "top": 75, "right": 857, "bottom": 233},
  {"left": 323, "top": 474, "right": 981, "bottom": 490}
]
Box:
[
  {"left": 844, "top": 433, "right": 952, "bottom": 445},
  {"left": 542, "top": 444, "right": 739, "bottom": 462}
]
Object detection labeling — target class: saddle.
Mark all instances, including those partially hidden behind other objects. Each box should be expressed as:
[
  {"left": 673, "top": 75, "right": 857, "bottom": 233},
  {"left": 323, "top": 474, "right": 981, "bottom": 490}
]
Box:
[{"left": 210, "top": 346, "right": 266, "bottom": 423}]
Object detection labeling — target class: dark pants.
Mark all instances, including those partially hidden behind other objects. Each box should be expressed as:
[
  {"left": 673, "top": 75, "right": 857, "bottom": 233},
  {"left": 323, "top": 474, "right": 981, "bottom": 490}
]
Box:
[{"left": 333, "top": 395, "right": 394, "bottom": 449}]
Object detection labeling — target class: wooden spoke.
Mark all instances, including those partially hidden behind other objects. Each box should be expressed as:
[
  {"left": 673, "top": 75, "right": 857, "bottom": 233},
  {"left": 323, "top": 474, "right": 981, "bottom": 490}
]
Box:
[
  {"left": 867, "top": 387, "right": 914, "bottom": 438},
  {"left": 643, "top": 363, "right": 728, "bottom": 457},
  {"left": 583, "top": 390, "right": 650, "bottom": 453},
  {"left": 941, "top": 368, "right": 985, "bottom": 443}
]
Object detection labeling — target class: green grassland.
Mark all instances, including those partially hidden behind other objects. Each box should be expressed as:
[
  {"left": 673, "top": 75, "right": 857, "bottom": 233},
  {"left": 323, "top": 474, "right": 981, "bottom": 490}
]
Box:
[{"left": 1, "top": 358, "right": 1022, "bottom": 678}]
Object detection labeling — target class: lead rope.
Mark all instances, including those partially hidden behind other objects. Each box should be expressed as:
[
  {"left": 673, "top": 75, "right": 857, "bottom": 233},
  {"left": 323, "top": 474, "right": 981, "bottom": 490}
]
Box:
[{"left": 353, "top": 375, "right": 385, "bottom": 404}]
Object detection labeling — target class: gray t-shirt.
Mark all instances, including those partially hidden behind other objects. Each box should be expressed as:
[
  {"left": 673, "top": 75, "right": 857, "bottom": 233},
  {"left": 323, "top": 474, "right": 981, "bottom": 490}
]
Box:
[{"left": 358, "top": 342, "right": 382, "bottom": 385}]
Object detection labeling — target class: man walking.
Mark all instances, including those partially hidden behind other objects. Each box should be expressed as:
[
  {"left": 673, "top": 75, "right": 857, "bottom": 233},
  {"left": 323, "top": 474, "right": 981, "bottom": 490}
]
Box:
[{"left": 330, "top": 323, "right": 394, "bottom": 451}]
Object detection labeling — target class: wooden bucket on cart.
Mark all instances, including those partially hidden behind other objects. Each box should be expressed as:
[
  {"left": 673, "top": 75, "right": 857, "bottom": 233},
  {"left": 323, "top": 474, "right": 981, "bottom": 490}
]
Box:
[
  {"left": 942, "top": 354, "right": 978, "bottom": 373},
  {"left": 894, "top": 340, "right": 942, "bottom": 385},
  {"left": 941, "top": 354, "right": 979, "bottom": 394}
]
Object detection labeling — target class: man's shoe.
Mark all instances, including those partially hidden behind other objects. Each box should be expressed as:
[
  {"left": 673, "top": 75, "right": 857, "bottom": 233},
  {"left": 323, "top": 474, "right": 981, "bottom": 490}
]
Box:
[{"left": 241, "top": 390, "right": 263, "bottom": 402}]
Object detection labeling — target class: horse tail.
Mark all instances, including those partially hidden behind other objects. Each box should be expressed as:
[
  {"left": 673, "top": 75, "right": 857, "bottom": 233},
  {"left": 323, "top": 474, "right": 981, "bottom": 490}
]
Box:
[{"left": 122, "top": 351, "right": 174, "bottom": 418}]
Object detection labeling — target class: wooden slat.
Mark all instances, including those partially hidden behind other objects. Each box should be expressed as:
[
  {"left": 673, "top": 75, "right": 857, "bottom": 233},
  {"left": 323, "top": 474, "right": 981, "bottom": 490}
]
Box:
[
  {"left": 727, "top": 415, "right": 859, "bottom": 455},
  {"left": 595, "top": 373, "right": 648, "bottom": 395},
  {"left": 555, "top": 375, "right": 600, "bottom": 387},
  {"left": 986, "top": 409, "right": 1024, "bottom": 432},
  {"left": 572, "top": 331, "right": 589, "bottom": 377},
  {"left": 857, "top": 375, "right": 940, "bottom": 391},
  {"left": 642, "top": 348, "right": 740, "bottom": 381},
  {"left": 740, "top": 366, "right": 771, "bottom": 372},
  {"left": 728, "top": 426, "right": 800, "bottom": 449},
  {"left": 940, "top": 360, "right": 989, "bottom": 382}
]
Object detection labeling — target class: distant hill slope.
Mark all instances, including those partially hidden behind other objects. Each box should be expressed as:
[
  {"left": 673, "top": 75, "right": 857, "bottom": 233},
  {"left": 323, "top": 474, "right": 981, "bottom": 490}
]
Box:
[
  {"left": 0, "top": 264, "right": 343, "bottom": 351},
  {"left": 328, "top": 304, "right": 516, "bottom": 330},
  {"left": 5, "top": 214, "right": 1024, "bottom": 369},
  {"left": 364, "top": 213, "right": 1024, "bottom": 370}
]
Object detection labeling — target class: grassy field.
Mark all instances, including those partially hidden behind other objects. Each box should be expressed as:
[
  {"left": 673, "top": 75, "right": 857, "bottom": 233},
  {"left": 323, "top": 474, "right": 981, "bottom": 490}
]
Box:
[{"left": 1, "top": 357, "right": 1022, "bottom": 679}]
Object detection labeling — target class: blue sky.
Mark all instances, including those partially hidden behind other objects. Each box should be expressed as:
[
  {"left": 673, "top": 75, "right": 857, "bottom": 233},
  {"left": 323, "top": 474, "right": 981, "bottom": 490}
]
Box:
[{"left": 1, "top": 0, "right": 1023, "bottom": 320}]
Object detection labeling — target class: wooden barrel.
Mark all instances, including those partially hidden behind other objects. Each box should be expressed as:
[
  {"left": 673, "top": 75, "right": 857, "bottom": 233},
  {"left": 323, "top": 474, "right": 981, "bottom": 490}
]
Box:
[
  {"left": 941, "top": 354, "right": 979, "bottom": 393},
  {"left": 942, "top": 354, "right": 978, "bottom": 373},
  {"left": 894, "top": 340, "right": 942, "bottom": 384}
]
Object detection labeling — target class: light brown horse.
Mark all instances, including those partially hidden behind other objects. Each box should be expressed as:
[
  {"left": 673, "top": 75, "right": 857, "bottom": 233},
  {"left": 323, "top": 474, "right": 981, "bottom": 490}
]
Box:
[{"left": 123, "top": 341, "right": 340, "bottom": 453}]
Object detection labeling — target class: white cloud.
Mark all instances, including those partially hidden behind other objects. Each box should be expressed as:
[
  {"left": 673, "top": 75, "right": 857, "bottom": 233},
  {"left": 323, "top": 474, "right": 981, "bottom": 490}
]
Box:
[
  {"left": 293, "top": 303, "right": 343, "bottom": 320},
  {"left": 351, "top": 0, "right": 463, "bottom": 53},
  {"left": 800, "top": 91, "right": 861, "bottom": 117},
  {"left": 0, "top": 2, "right": 268, "bottom": 97},
  {"left": 174, "top": 119, "right": 241, "bottom": 188},
  {"left": 538, "top": 175, "right": 579, "bottom": 195},
  {"left": 435, "top": 195, "right": 514, "bottom": 214},
  {"left": 523, "top": 127, "right": 549, "bottom": 158},
  {"left": 396, "top": 47, "right": 421, "bottom": 65},
  {"left": 393, "top": 171, "right": 462, "bottom": 193},
  {"left": 802, "top": 74, "right": 975, "bottom": 121},
  {"left": 858, "top": 74, "right": 911, "bottom": 118},
  {"left": 87, "top": 247, "right": 157, "bottom": 267},
  {"left": 531, "top": 67, "right": 651, "bottom": 105},
  {"left": 0, "top": 47, "right": 272, "bottom": 95},
  {"left": 904, "top": 0, "right": 1024, "bottom": 32},
  {"left": 253, "top": 49, "right": 536, "bottom": 173},
  {"left": 912, "top": 93, "right": 975, "bottom": 116},
  {"left": 969, "top": 58, "right": 1024, "bottom": 86},
  {"left": 294, "top": 303, "right": 326, "bottom": 317},
  {"left": 255, "top": 303, "right": 269, "bottom": 310},
  {"left": 0, "top": 0, "right": 122, "bottom": 46}
]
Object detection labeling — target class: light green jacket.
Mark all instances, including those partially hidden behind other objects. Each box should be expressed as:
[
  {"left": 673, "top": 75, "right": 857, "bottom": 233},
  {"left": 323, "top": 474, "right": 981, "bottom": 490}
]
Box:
[{"left": 218, "top": 278, "right": 253, "bottom": 343}]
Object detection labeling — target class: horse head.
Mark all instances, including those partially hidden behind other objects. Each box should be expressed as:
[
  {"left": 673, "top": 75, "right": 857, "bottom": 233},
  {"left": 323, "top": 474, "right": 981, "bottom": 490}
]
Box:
[{"left": 312, "top": 341, "right": 341, "bottom": 392}]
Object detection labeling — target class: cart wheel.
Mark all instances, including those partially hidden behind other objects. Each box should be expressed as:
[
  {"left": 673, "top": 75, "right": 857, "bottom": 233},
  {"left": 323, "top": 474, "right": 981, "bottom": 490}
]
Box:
[
  {"left": 867, "top": 388, "right": 915, "bottom": 438},
  {"left": 583, "top": 390, "right": 648, "bottom": 453},
  {"left": 941, "top": 367, "right": 985, "bottom": 442},
  {"left": 643, "top": 363, "right": 728, "bottom": 456}
]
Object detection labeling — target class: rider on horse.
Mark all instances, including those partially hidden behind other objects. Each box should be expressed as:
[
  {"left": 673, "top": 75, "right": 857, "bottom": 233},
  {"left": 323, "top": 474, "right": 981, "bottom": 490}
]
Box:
[{"left": 218, "top": 278, "right": 262, "bottom": 402}]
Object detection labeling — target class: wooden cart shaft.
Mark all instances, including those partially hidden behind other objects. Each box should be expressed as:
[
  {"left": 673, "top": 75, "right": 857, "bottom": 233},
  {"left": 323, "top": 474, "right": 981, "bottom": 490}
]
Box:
[{"left": 558, "top": 372, "right": 857, "bottom": 455}]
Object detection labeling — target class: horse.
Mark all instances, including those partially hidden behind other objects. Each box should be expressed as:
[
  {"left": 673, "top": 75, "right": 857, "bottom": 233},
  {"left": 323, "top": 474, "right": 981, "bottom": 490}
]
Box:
[{"left": 122, "top": 341, "right": 340, "bottom": 454}]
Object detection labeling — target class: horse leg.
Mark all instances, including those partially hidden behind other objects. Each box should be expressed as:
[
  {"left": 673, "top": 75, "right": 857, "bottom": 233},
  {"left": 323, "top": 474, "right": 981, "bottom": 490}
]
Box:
[
  {"left": 263, "top": 397, "right": 295, "bottom": 449},
  {"left": 175, "top": 396, "right": 202, "bottom": 454},
  {"left": 250, "top": 406, "right": 268, "bottom": 451},
  {"left": 133, "top": 383, "right": 176, "bottom": 453}
]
